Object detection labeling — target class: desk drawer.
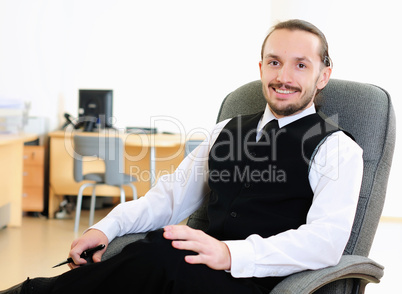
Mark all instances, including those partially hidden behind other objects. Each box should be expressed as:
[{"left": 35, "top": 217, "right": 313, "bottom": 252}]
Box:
[
  {"left": 23, "top": 146, "right": 44, "bottom": 165},
  {"left": 23, "top": 165, "right": 44, "bottom": 186},
  {"left": 22, "top": 186, "right": 44, "bottom": 211}
]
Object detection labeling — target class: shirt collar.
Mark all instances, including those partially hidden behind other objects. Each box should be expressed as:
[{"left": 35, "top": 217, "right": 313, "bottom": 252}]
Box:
[{"left": 257, "top": 104, "right": 317, "bottom": 133}]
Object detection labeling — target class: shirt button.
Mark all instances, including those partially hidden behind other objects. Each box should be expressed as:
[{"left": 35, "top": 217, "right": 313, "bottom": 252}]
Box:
[{"left": 230, "top": 211, "right": 237, "bottom": 218}]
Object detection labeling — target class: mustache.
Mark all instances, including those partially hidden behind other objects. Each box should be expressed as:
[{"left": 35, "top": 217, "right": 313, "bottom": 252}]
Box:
[{"left": 268, "top": 83, "right": 301, "bottom": 92}]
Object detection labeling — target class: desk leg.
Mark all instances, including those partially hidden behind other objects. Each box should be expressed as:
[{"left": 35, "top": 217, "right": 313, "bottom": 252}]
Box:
[
  {"left": 4, "top": 142, "right": 23, "bottom": 227},
  {"left": 48, "top": 186, "right": 62, "bottom": 219},
  {"left": 150, "top": 146, "right": 156, "bottom": 188}
]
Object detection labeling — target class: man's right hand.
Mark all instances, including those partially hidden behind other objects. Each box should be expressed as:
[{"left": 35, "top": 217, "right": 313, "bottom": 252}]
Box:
[{"left": 68, "top": 229, "right": 109, "bottom": 269}]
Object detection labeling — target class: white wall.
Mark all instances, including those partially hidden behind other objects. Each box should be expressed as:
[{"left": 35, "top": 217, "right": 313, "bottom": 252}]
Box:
[
  {"left": 0, "top": 0, "right": 270, "bottom": 133},
  {"left": 0, "top": 0, "right": 400, "bottom": 217}
]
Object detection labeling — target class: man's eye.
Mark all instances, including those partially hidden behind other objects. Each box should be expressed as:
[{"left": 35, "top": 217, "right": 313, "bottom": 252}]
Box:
[
  {"left": 268, "top": 61, "right": 279, "bottom": 66},
  {"left": 297, "top": 63, "right": 306, "bottom": 69}
]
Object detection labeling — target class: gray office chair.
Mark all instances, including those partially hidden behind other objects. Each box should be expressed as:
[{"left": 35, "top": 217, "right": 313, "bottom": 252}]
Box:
[
  {"left": 102, "top": 79, "right": 395, "bottom": 293},
  {"left": 73, "top": 135, "right": 138, "bottom": 232}
]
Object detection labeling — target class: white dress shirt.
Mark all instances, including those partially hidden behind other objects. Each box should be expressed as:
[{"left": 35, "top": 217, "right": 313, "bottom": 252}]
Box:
[{"left": 91, "top": 104, "right": 363, "bottom": 278}]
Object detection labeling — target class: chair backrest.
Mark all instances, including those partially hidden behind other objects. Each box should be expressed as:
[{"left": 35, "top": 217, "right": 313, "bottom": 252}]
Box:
[
  {"left": 188, "top": 79, "right": 395, "bottom": 258},
  {"left": 73, "top": 135, "right": 126, "bottom": 186}
]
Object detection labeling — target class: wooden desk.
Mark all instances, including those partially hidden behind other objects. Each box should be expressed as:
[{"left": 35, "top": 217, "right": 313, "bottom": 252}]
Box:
[
  {"left": 0, "top": 134, "right": 38, "bottom": 227},
  {"left": 48, "top": 130, "right": 201, "bottom": 218}
]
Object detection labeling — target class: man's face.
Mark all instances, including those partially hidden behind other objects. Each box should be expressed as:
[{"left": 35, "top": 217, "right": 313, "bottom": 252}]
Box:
[{"left": 259, "top": 29, "right": 331, "bottom": 118}]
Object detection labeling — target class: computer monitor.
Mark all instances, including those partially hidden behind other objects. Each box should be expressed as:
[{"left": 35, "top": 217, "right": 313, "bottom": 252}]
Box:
[{"left": 78, "top": 89, "right": 113, "bottom": 132}]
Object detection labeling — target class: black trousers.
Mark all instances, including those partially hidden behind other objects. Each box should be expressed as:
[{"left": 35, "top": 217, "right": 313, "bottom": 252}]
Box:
[{"left": 44, "top": 230, "right": 283, "bottom": 294}]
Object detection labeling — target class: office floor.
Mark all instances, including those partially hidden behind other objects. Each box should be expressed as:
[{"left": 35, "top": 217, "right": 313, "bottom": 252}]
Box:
[{"left": 0, "top": 209, "right": 400, "bottom": 293}]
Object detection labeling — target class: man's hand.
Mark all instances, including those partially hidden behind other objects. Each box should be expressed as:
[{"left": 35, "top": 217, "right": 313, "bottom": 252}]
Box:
[
  {"left": 68, "top": 229, "right": 108, "bottom": 269},
  {"left": 163, "top": 225, "right": 231, "bottom": 271}
]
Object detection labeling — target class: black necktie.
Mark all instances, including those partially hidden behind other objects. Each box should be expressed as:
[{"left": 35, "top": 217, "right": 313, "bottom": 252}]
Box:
[{"left": 259, "top": 119, "right": 279, "bottom": 142}]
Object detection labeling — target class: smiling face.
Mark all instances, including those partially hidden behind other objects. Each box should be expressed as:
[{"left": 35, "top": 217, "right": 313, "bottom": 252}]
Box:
[{"left": 259, "top": 29, "right": 332, "bottom": 118}]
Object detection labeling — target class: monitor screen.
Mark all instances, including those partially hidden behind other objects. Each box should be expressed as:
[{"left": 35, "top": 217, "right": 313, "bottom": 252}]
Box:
[{"left": 78, "top": 89, "right": 113, "bottom": 132}]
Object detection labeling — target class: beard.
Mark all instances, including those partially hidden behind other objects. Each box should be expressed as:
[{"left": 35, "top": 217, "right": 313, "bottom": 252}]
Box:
[{"left": 263, "top": 79, "right": 319, "bottom": 117}]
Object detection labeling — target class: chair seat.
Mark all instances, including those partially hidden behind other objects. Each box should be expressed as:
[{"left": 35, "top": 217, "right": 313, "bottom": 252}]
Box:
[
  {"left": 83, "top": 173, "right": 104, "bottom": 183},
  {"left": 83, "top": 173, "right": 137, "bottom": 184}
]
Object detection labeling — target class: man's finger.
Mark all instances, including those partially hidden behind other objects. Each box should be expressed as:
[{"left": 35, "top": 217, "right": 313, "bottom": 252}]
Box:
[
  {"left": 184, "top": 254, "right": 204, "bottom": 265},
  {"left": 92, "top": 247, "right": 107, "bottom": 263},
  {"left": 164, "top": 225, "right": 202, "bottom": 241},
  {"left": 171, "top": 239, "right": 204, "bottom": 253}
]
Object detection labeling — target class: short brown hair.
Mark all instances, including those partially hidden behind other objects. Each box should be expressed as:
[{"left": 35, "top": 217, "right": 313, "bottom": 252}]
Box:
[{"left": 261, "top": 19, "right": 332, "bottom": 68}]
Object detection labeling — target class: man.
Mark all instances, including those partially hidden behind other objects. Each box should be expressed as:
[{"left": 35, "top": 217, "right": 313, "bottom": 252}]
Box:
[{"left": 1, "top": 19, "right": 363, "bottom": 294}]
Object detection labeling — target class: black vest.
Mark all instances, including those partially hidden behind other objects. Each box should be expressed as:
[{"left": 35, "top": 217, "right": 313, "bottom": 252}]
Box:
[{"left": 206, "top": 111, "right": 350, "bottom": 241}]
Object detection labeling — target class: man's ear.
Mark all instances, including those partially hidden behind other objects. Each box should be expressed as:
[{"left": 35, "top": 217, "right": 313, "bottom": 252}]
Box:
[
  {"left": 317, "top": 66, "right": 332, "bottom": 90},
  {"left": 259, "top": 61, "right": 263, "bottom": 78}
]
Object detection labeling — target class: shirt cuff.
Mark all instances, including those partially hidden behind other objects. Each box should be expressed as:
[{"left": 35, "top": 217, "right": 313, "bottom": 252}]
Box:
[
  {"left": 223, "top": 239, "right": 256, "bottom": 278},
  {"left": 89, "top": 217, "right": 120, "bottom": 243}
]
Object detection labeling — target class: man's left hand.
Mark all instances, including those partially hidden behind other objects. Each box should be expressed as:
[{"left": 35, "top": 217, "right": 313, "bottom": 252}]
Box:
[{"left": 163, "top": 225, "right": 231, "bottom": 271}]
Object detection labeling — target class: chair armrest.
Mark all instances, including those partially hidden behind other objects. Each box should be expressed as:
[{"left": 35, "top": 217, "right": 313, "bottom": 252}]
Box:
[
  {"left": 270, "top": 255, "right": 384, "bottom": 294},
  {"left": 101, "top": 233, "right": 147, "bottom": 261}
]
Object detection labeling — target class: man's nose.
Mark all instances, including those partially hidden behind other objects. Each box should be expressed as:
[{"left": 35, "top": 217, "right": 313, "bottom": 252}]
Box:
[{"left": 276, "top": 64, "right": 292, "bottom": 84}]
